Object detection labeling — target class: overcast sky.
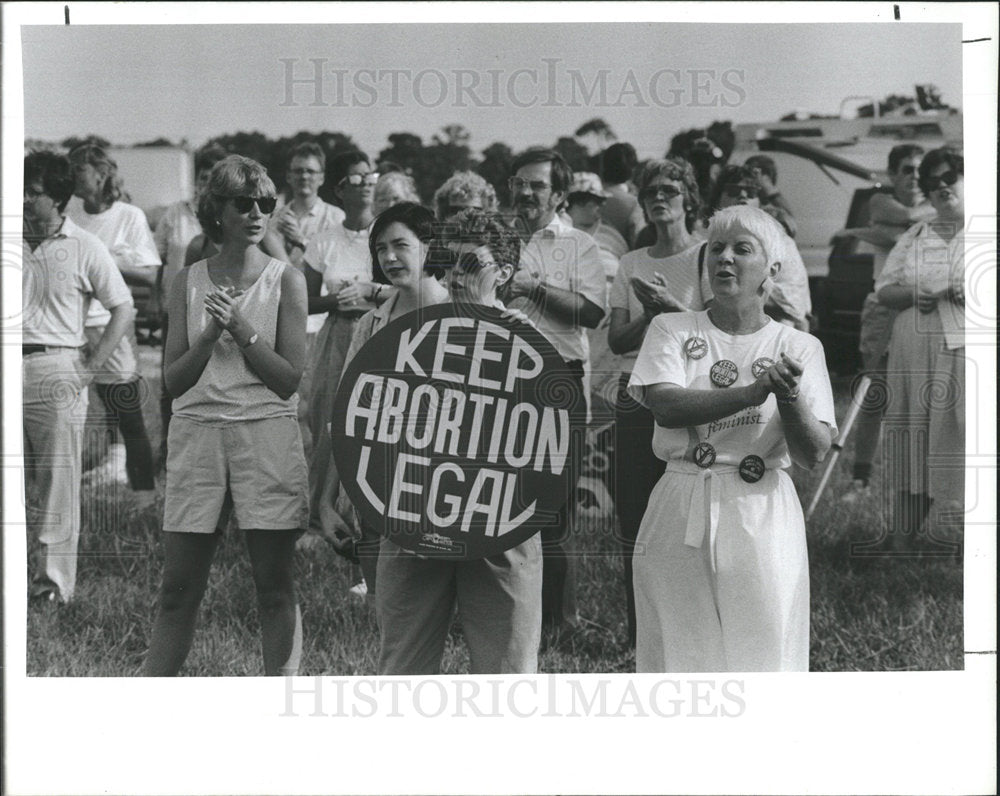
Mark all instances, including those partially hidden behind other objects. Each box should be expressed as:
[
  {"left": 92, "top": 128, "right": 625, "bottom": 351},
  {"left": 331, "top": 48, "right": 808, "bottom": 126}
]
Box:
[{"left": 20, "top": 20, "right": 964, "bottom": 158}]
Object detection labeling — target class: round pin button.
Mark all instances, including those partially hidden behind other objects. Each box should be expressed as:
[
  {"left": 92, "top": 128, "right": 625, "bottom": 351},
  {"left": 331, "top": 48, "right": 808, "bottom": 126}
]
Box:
[
  {"left": 751, "top": 357, "right": 775, "bottom": 379},
  {"left": 739, "top": 455, "right": 765, "bottom": 483},
  {"left": 683, "top": 336, "right": 708, "bottom": 360},
  {"left": 693, "top": 442, "right": 717, "bottom": 468},
  {"left": 710, "top": 359, "right": 738, "bottom": 387}
]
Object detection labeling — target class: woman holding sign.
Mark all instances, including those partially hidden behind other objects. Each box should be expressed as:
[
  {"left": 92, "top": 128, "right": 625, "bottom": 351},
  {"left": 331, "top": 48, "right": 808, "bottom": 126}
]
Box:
[
  {"left": 319, "top": 203, "right": 449, "bottom": 595},
  {"left": 144, "top": 156, "right": 308, "bottom": 676},
  {"left": 628, "top": 205, "right": 835, "bottom": 672}
]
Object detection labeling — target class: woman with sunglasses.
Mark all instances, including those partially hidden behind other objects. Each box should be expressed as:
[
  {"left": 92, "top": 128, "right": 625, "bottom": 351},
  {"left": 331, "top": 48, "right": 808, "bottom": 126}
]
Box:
[
  {"left": 873, "top": 148, "right": 965, "bottom": 552},
  {"left": 709, "top": 165, "right": 811, "bottom": 331},
  {"left": 352, "top": 205, "right": 540, "bottom": 674},
  {"left": 144, "top": 155, "right": 308, "bottom": 675},
  {"left": 317, "top": 202, "right": 449, "bottom": 600},
  {"left": 606, "top": 156, "right": 708, "bottom": 647},
  {"left": 301, "top": 151, "right": 386, "bottom": 551}
]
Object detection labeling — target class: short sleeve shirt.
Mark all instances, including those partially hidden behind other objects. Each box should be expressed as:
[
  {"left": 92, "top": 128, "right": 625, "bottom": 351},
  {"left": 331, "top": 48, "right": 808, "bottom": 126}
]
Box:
[
  {"left": 628, "top": 311, "right": 837, "bottom": 469},
  {"left": 22, "top": 216, "right": 134, "bottom": 347},
  {"left": 874, "top": 220, "right": 964, "bottom": 349},
  {"left": 65, "top": 198, "right": 161, "bottom": 326},
  {"left": 508, "top": 216, "right": 607, "bottom": 363},
  {"left": 303, "top": 223, "right": 375, "bottom": 308},
  {"left": 609, "top": 243, "right": 711, "bottom": 371},
  {"left": 269, "top": 199, "right": 345, "bottom": 268}
]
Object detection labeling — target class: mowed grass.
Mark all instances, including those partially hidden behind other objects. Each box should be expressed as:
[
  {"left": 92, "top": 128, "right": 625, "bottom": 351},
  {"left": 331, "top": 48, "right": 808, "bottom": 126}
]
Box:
[{"left": 26, "top": 347, "right": 963, "bottom": 675}]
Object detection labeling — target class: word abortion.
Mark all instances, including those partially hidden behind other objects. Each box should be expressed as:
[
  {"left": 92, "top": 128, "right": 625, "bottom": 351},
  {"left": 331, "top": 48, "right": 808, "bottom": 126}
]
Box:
[{"left": 341, "top": 316, "right": 571, "bottom": 539}]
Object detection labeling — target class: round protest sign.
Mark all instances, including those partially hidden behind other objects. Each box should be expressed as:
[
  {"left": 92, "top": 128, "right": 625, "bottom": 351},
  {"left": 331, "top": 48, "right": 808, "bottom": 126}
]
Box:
[{"left": 332, "top": 303, "right": 575, "bottom": 560}]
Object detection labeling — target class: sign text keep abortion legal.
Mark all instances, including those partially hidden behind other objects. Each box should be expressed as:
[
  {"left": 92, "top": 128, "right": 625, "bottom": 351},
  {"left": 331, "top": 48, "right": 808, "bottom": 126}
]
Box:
[{"left": 332, "top": 304, "right": 575, "bottom": 559}]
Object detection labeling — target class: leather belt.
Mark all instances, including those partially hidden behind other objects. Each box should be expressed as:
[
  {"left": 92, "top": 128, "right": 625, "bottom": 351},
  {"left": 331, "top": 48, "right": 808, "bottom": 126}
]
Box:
[{"left": 22, "top": 344, "right": 79, "bottom": 357}]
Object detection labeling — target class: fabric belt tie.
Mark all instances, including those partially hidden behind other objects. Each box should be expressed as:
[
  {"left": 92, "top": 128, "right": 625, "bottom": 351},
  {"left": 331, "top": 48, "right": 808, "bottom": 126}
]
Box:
[{"left": 665, "top": 460, "right": 740, "bottom": 556}]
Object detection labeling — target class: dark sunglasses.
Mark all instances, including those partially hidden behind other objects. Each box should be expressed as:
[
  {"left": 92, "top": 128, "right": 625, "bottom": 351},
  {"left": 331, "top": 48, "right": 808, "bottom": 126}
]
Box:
[
  {"left": 639, "top": 185, "right": 683, "bottom": 202},
  {"left": 920, "top": 170, "right": 960, "bottom": 192},
  {"left": 221, "top": 195, "right": 277, "bottom": 214},
  {"left": 339, "top": 173, "right": 379, "bottom": 188},
  {"left": 723, "top": 183, "right": 761, "bottom": 199}
]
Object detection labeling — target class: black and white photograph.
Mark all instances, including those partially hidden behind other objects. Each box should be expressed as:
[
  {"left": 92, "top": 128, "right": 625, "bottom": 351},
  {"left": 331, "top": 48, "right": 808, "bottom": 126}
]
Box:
[{"left": 3, "top": 2, "right": 996, "bottom": 794}]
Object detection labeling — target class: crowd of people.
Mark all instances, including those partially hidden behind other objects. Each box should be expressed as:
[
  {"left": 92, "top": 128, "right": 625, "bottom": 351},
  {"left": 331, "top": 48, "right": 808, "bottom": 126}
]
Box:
[{"left": 22, "top": 132, "right": 965, "bottom": 674}]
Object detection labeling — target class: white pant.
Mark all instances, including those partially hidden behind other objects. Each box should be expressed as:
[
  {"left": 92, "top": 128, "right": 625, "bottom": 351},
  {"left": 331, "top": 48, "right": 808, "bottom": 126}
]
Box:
[{"left": 23, "top": 349, "right": 89, "bottom": 601}]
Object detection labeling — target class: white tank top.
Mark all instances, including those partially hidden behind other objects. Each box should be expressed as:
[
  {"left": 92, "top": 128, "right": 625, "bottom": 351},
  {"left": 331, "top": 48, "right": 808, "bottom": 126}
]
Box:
[{"left": 173, "top": 258, "right": 298, "bottom": 422}]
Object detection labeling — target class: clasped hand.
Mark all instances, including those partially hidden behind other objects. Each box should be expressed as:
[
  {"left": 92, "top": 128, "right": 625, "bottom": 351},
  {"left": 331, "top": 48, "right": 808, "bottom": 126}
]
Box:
[
  {"left": 750, "top": 352, "right": 803, "bottom": 403},
  {"left": 204, "top": 289, "right": 250, "bottom": 342},
  {"left": 631, "top": 273, "right": 680, "bottom": 317}
]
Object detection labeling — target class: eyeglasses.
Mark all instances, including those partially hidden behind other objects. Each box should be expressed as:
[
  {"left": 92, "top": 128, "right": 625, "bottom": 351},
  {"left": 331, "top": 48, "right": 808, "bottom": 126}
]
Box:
[
  {"left": 289, "top": 168, "right": 322, "bottom": 177},
  {"left": 920, "top": 170, "right": 960, "bottom": 192},
  {"left": 723, "top": 183, "right": 761, "bottom": 199},
  {"left": 639, "top": 185, "right": 684, "bottom": 202},
  {"left": 897, "top": 165, "right": 919, "bottom": 176},
  {"left": 508, "top": 177, "right": 552, "bottom": 194},
  {"left": 221, "top": 195, "right": 277, "bottom": 214},
  {"left": 339, "top": 173, "right": 380, "bottom": 188},
  {"left": 437, "top": 249, "right": 499, "bottom": 270}
]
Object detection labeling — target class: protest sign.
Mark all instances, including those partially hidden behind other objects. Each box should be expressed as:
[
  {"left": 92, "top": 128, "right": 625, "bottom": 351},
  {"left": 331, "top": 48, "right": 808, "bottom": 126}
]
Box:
[{"left": 332, "top": 303, "right": 575, "bottom": 559}]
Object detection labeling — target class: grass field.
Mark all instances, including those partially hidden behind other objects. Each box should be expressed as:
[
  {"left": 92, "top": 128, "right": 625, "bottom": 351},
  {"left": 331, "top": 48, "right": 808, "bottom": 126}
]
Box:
[{"left": 25, "top": 346, "right": 964, "bottom": 676}]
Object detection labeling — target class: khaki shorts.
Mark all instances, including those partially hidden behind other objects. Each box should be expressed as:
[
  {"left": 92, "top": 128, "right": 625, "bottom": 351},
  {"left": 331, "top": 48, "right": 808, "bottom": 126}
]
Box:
[{"left": 164, "top": 415, "right": 308, "bottom": 533}]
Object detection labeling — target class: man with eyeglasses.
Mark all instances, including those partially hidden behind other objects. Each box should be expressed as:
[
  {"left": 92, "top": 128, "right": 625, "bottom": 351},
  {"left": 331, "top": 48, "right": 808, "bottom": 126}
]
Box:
[
  {"left": 505, "top": 147, "right": 607, "bottom": 644},
  {"left": 22, "top": 151, "right": 134, "bottom": 603},
  {"left": 833, "top": 144, "right": 937, "bottom": 500},
  {"left": 270, "top": 142, "right": 345, "bottom": 273}
]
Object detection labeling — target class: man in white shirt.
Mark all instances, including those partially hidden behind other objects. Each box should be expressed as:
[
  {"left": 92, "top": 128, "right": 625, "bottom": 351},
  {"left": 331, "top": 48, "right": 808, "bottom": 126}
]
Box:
[
  {"left": 23, "top": 152, "right": 134, "bottom": 603},
  {"left": 505, "top": 148, "right": 607, "bottom": 641}
]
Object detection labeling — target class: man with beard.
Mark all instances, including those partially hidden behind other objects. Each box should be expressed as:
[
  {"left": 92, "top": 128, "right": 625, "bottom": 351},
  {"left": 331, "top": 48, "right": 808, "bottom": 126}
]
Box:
[{"left": 505, "top": 148, "right": 607, "bottom": 644}]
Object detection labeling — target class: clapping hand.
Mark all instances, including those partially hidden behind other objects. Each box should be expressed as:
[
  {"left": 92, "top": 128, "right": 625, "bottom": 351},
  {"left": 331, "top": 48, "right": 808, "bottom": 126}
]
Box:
[
  {"left": 766, "top": 353, "right": 803, "bottom": 401},
  {"left": 335, "top": 279, "right": 367, "bottom": 307},
  {"left": 631, "top": 273, "right": 681, "bottom": 317},
  {"left": 204, "top": 288, "right": 251, "bottom": 342},
  {"left": 276, "top": 214, "right": 302, "bottom": 249}
]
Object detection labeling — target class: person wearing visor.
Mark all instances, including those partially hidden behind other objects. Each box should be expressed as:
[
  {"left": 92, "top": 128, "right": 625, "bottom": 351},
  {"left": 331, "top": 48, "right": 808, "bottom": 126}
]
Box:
[
  {"left": 709, "top": 165, "right": 811, "bottom": 331},
  {"left": 144, "top": 155, "right": 308, "bottom": 676},
  {"left": 565, "top": 171, "right": 628, "bottom": 285},
  {"left": 628, "top": 205, "right": 835, "bottom": 672},
  {"left": 874, "top": 148, "right": 965, "bottom": 552},
  {"left": 371, "top": 207, "right": 542, "bottom": 675}
]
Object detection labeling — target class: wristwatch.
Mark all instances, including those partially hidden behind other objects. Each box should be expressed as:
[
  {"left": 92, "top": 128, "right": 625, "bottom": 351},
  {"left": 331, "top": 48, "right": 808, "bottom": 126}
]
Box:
[{"left": 240, "top": 333, "right": 259, "bottom": 349}]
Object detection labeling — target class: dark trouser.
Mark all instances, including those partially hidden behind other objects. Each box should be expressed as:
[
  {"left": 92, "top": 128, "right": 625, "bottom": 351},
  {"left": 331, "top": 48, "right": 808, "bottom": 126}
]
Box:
[
  {"left": 159, "top": 313, "right": 172, "bottom": 467},
  {"left": 96, "top": 379, "right": 155, "bottom": 491},
  {"left": 541, "top": 359, "right": 587, "bottom": 632},
  {"left": 613, "top": 374, "right": 665, "bottom": 647}
]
